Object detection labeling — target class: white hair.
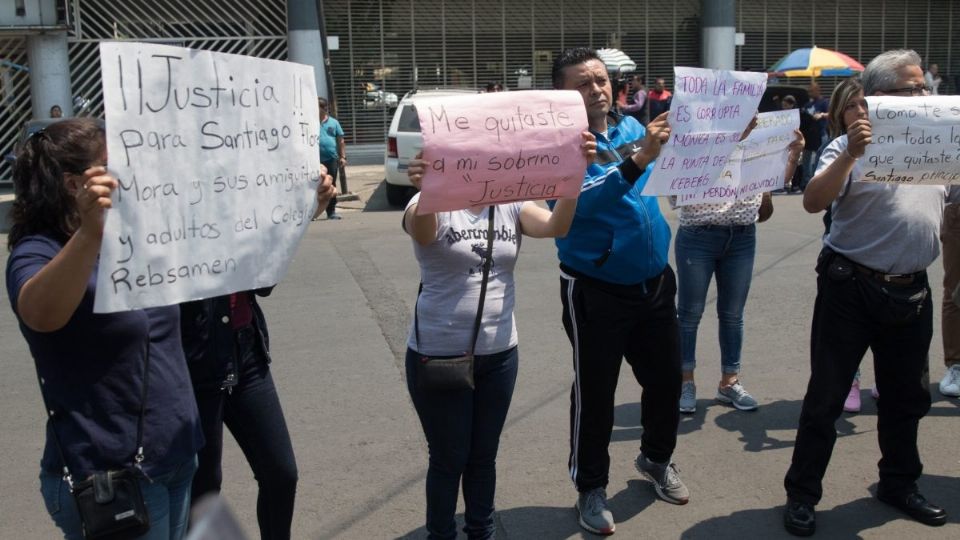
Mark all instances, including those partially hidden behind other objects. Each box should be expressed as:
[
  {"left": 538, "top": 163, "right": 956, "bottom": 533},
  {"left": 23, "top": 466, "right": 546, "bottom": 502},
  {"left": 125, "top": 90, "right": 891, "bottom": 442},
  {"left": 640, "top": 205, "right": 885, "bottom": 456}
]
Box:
[{"left": 861, "top": 49, "right": 922, "bottom": 95}]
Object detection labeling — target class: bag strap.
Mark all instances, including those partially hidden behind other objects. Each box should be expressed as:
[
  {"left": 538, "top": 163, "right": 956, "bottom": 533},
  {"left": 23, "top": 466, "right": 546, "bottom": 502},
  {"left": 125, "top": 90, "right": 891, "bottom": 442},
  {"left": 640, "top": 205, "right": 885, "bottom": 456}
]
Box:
[
  {"left": 32, "top": 337, "right": 151, "bottom": 488},
  {"left": 468, "top": 207, "right": 496, "bottom": 355},
  {"left": 415, "top": 206, "right": 496, "bottom": 355}
]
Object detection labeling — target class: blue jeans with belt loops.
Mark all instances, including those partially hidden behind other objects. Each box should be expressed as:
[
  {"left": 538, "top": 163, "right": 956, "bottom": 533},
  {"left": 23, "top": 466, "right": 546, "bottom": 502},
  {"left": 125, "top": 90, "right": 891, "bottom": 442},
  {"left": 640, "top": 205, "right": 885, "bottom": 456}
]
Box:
[
  {"left": 675, "top": 224, "right": 757, "bottom": 375},
  {"left": 405, "top": 346, "right": 518, "bottom": 540}
]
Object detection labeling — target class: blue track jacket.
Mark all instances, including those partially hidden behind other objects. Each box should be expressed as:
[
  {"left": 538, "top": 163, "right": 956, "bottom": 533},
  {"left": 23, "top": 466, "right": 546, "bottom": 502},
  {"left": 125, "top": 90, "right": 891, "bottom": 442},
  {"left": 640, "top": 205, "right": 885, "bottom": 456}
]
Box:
[{"left": 552, "top": 113, "right": 672, "bottom": 285}]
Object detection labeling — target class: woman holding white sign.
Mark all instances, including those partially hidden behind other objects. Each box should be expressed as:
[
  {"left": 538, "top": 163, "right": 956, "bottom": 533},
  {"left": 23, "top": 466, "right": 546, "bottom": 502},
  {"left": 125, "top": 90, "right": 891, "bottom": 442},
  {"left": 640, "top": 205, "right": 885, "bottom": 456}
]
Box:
[
  {"left": 402, "top": 136, "right": 593, "bottom": 540},
  {"left": 5, "top": 118, "right": 204, "bottom": 540},
  {"left": 675, "top": 120, "right": 804, "bottom": 414}
]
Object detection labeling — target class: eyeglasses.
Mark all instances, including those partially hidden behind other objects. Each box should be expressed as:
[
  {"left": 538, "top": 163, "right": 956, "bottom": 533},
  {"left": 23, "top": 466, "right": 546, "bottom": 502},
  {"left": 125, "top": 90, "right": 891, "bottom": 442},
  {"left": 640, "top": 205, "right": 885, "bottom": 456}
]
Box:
[{"left": 882, "top": 85, "right": 931, "bottom": 96}]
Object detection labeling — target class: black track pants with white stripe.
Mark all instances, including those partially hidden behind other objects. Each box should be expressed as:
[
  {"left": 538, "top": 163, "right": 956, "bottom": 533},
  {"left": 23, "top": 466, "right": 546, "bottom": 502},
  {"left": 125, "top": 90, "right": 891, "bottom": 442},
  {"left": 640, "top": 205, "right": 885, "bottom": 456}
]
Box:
[{"left": 560, "top": 266, "right": 682, "bottom": 492}]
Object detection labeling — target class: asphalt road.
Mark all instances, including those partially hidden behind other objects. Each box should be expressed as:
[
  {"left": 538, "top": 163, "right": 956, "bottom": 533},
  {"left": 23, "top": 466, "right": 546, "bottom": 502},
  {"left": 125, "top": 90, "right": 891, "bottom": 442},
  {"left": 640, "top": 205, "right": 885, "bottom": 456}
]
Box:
[{"left": 1, "top": 167, "right": 958, "bottom": 539}]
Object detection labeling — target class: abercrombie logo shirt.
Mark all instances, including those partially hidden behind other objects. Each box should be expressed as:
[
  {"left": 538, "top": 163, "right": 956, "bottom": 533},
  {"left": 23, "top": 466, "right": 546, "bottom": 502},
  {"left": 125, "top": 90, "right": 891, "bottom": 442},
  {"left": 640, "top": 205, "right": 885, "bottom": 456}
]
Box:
[{"left": 405, "top": 193, "right": 522, "bottom": 356}]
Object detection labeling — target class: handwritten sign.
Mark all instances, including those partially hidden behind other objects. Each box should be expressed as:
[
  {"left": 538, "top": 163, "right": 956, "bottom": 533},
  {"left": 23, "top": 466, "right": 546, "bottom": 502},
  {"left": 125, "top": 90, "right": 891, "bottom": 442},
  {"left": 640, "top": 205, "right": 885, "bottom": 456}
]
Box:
[
  {"left": 415, "top": 90, "right": 588, "bottom": 213},
  {"left": 642, "top": 67, "right": 767, "bottom": 196},
  {"left": 674, "top": 109, "right": 798, "bottom": 205},
  {"left": 94, "top": 42, "right": 322, "bottom": 313},
  {"left": 860, "top": 96, "right": 960, "bottom": 185}
]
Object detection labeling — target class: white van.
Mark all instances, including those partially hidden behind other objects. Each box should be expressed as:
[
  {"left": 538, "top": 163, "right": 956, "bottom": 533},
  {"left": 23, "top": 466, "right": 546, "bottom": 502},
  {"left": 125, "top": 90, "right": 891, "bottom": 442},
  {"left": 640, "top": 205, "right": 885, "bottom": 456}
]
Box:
[{"left": 384, "top": 88, "right": 481, "bottom": 207}]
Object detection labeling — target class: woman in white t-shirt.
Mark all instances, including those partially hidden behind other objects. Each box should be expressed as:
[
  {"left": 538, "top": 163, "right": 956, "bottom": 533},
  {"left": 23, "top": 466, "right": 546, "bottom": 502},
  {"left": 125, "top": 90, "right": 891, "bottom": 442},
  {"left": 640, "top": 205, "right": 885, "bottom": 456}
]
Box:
[
  {"left": 675, "top": 123, "right": 803, "bottom": 415},
  {"left": 403, "top": 135, "right": 593, "bottom": 540}
]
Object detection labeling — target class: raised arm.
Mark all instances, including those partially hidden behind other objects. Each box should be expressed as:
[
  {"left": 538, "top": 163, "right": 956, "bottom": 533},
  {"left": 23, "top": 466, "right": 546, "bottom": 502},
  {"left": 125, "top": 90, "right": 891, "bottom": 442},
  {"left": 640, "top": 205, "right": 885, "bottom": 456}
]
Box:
[
  {"left": 521, "top": 131, "right": 596, "bottom": 237},
  {"left": 572, "top": 113, "right": 670, "bottom": 215},
  {"left": 403, "top": 152, "right": 439, "bottom": 246},
  {"left": 802, "top": 119, "right": 871, "bottom": 213},
  {"left": 16, "top": 167, "right": 116, "bottom": 332}
]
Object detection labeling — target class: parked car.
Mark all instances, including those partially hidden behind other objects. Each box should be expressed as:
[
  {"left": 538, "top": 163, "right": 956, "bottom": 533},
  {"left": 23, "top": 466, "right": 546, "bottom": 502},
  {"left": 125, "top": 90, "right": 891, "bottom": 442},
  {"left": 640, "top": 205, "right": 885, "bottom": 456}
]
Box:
[
  {"left": 383, "top": 88, "right": 481, "bottom": 207},
  {"left": 362, "top": 82, "right": 399, "bottom": 110},
  {"left": 759, "top": 84, "right": 809, "bottom": 113}
]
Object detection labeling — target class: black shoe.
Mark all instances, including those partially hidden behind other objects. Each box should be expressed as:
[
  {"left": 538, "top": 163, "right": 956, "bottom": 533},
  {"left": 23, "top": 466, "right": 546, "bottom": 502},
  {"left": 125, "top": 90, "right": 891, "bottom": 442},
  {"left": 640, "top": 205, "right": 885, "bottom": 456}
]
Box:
[
  {"left": 877, "top": 491, "right": 946, "bottom": 526},
  {"left": 783, "top": 499, "right": 816, "bottom": 536}
]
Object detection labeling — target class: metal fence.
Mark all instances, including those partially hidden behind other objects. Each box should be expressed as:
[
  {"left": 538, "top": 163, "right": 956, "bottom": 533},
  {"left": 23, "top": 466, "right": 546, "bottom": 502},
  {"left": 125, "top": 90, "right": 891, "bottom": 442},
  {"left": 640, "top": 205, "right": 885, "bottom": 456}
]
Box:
[
  {"left": 324, "top": 0, "right": 960, "bottom": 146},
  {"left": 0, "top": 0, "right": 289, "bottom": 182},
  {"left": 0, "top": 36, "right": 31, "bottom": 183}
]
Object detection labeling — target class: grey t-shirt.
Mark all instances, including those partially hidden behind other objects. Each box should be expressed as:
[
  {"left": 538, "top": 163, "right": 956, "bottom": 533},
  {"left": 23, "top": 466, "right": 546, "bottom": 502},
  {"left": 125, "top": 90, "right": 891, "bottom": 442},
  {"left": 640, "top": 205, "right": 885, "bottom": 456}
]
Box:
[
  {"left": 816, "top": 135, "right": 959, "bottom": 274},
  {"left": 405, "top": 193, "right": 522, "bottom": 356}
]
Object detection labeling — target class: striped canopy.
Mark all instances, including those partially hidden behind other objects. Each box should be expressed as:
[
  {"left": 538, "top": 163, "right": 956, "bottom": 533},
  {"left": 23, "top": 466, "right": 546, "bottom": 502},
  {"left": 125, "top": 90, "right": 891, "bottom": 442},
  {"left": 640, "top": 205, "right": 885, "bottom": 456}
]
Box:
[{"left": 768, "top": 46, "right": 865, "bottom": 78}]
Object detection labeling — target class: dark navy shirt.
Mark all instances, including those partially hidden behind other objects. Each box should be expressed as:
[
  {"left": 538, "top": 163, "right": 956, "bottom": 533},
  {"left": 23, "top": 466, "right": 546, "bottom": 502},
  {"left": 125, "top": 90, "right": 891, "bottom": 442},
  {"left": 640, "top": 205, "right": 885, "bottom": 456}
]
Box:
[{"left": 6, "top": 235, "right": 203, "bottom": 478}]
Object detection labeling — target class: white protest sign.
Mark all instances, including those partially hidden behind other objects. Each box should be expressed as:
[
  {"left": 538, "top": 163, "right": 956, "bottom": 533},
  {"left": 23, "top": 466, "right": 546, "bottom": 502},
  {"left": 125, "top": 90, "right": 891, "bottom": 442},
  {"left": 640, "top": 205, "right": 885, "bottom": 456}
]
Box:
[
  {"left": 415, "top": 90, "right": 588, "bottom": 213},
  {"left": 860, "top": 95, "right": 960, "bottom": 185},
  {"left": 674, "top": 109, "right": 798, "bottom": 205},
  {"left": 642, "top": 67, "right": 767, "bottom": 196},
  {"left": 95, "top": 42, "right": 322, "bottom": 313},
  {"left": 737, "top": 109, "right": 798, "bottom": 198},
  {"left": 674, "top": 147, "right": 742, "bottom": 206}
]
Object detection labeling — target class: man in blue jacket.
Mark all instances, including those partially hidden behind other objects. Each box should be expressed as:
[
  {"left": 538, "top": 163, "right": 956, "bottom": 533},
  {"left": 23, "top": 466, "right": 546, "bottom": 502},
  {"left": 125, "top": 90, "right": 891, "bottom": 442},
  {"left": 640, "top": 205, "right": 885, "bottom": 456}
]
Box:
[{"left": 551, "top": 47, "right": 686, "bottom": 535}]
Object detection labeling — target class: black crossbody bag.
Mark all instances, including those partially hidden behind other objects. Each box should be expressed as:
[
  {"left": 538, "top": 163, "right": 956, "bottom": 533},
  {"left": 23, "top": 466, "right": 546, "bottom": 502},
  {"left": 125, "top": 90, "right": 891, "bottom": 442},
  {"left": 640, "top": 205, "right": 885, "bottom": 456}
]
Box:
[
  {"left": 414, "top": 207, "right": 495, "bottom": 391},
  {"left": 33, "top": 345, "right": 152, "bottom": 540}
]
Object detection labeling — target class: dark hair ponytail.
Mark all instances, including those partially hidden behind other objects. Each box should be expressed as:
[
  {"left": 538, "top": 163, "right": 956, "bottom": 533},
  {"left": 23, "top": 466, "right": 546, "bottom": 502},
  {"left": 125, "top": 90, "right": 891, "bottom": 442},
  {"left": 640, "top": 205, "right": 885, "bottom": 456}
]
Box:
[{"left": 8, "top": 118, "right": 106, "bottom": 250}]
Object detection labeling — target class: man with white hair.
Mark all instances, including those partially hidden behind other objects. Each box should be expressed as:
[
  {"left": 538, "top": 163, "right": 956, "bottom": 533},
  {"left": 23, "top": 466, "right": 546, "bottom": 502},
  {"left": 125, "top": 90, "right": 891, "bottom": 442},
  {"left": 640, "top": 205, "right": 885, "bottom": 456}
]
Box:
[{"left": 783, "top": 49, "right": 957, "bottom": 536}]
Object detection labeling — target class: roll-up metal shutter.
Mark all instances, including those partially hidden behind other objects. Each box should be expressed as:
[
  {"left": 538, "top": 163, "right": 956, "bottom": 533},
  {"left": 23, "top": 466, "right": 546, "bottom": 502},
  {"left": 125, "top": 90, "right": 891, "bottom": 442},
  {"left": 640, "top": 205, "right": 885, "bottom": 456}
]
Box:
[{"left": 322, "top": 0, "right": 701, "bottom": 145}]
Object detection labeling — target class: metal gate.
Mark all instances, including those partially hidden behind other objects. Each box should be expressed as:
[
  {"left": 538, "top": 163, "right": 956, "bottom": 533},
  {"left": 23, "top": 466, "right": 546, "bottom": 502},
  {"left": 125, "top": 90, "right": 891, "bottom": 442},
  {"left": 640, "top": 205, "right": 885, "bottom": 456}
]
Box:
[
  {"left": 322, "top": 0, "right": 702, "bottom": 145},
  {"left": 0, "top": 0, "right": 289, "bottom": 183},
  {"left": 0, "top": 36, "right": 31, "bottom": 183}
]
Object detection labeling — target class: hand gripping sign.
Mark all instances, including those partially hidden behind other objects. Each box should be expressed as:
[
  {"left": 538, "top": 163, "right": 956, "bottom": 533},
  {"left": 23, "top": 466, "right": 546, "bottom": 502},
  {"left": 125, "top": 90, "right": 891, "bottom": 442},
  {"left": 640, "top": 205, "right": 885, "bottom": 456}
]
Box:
[
  {"left": 414, "top": 90, "right": 589, "bottom": 214},
  {"left": 95, "top": 42, "right": 322, "bottom": 313}
]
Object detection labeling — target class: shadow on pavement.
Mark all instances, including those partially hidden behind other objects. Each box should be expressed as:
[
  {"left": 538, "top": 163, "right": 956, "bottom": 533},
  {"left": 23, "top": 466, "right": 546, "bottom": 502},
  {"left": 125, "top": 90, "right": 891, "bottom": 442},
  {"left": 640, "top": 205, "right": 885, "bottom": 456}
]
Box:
[
  {"left": 712, "top": 398, "right": 859, "bottom": 453},
  {"left": 610, "top": 401, "right": 643, "bottom": 443},
  {"left": 681, "top": 474, "right": 960, "bottom": 539},
  {"left": 711, "top": 391, "right": 960, "bottom": 454}
]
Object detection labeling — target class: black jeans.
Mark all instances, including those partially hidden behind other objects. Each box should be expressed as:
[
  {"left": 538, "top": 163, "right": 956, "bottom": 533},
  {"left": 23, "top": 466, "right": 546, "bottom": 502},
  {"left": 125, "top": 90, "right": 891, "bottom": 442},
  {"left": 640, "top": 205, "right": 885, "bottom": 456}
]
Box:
[
  {"left": 560, "top": 265, "right": 682, "bottom": 492},
  {"left": 192, "top": 327, "right": 298, "bottom": 540},
  {"left": 784, "top": 249, "right": 933, "bottom": 505},
  {"left": 323, "top": 159, "right": 339, "bottom": 216},
  {"left": 405, "top": 346, "right": 519, "bottom": 540}
]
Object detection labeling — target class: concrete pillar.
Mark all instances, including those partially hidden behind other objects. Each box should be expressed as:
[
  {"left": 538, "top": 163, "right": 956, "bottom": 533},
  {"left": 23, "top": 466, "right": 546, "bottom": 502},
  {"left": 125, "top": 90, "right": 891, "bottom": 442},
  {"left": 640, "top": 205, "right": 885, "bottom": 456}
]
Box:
[
  {"left": 26, "top": 32, "right": 72, "bottom": 118},
  {"left": 701, "top": 0, "right": 736, "bottom": 70},
  {"left": 287, "top": 0, "right": 330, "bottom": 99}
]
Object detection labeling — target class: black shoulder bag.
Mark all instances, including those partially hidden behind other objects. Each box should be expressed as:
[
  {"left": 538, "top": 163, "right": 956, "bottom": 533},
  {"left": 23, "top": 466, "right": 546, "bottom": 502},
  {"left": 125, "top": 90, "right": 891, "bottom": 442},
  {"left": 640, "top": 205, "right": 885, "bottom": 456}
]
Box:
[
  {"left": 33, "top": 345, "right": 152, "bottom": 539},
  {"left": 414, "top": 206, "right": 495, "bottom": 391}
]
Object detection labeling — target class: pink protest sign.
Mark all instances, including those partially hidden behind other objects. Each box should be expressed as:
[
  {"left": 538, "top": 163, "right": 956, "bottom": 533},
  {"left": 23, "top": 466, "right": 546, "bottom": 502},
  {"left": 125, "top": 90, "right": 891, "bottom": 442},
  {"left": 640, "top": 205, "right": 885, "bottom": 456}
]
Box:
[{"left": 415, "top": 90, "right": 589, "bottom": 213}]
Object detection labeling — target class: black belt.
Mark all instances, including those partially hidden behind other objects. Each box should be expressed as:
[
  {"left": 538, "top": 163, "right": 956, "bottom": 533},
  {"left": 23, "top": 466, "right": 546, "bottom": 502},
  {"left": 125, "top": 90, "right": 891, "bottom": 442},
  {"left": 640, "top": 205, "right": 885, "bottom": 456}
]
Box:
[{"left": 852, "top": 262, "right": 923, "bottom": 286}]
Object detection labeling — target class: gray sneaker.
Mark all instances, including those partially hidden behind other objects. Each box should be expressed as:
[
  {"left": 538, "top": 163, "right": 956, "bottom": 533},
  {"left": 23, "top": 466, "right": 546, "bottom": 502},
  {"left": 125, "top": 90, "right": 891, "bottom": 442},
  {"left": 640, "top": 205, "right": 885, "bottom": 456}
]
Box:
[
  {"left": 576, "top": 487, "right": 615, "bottom": 535},
  {"left": 716, "top": 380, "right": 759, "bottom": 411},
  {"left": 679, "top": 381, "right": 697, "bottom": 413},
  {"left": 635, "top": 453, "right": 689, "bottom": 505}
]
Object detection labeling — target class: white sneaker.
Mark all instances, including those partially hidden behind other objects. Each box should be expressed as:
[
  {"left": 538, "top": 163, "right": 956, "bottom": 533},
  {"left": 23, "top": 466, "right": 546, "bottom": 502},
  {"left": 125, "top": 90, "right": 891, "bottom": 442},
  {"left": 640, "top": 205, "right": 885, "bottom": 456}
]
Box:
[{"left": 939, "top": 364, "right": 960, "bottom": 398}]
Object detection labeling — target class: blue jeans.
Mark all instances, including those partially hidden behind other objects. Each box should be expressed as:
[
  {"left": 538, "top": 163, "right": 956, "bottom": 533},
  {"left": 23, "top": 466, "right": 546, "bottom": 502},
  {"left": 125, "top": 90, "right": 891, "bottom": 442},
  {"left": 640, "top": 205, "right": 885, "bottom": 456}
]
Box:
[
  {"left": 675, "top": 224, "right": 757, "bottom": 375},
  {"left": 406, "top": 346, "right": 519, "bottom": 540},
  {"left": 40, "top": 456, "right": 198, "bottom": 540}
]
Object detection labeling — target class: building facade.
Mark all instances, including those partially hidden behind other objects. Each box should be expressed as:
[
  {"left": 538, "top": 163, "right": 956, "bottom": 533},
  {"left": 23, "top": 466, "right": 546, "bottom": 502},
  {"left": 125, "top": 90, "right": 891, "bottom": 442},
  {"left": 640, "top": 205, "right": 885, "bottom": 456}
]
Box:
[{"left": 0, "top": 0, "right": 956, "bottom": 180}]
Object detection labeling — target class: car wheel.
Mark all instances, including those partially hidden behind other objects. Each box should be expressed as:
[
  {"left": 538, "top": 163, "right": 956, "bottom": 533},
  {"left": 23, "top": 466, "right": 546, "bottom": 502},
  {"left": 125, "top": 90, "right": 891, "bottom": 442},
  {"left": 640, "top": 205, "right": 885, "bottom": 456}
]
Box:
[{"left": 386, "top": 182, "right": 412, "bottom": 207}]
